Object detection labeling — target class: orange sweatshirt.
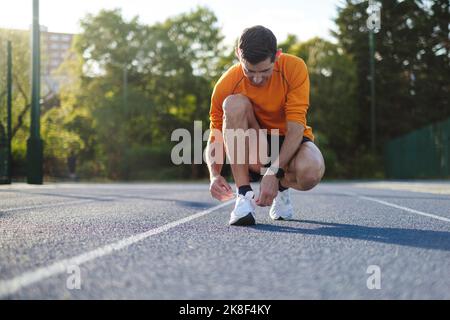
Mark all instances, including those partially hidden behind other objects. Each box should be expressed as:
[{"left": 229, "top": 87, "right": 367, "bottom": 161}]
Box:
[{"left": 209, "top": 53, "right": 314, "bottom": 142}]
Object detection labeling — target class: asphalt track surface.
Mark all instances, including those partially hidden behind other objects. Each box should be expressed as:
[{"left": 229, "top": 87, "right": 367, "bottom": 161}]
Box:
[{"left": 0, "top": 182, "right": 449, "bottom": 299}]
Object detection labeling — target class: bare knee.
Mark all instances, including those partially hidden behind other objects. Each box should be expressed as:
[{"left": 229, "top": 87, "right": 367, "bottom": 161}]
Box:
[
  {"left": 223, "top": 94, "right": 252, "bottom": 122},
  {"left": 295, "top": 165, "right": 323, "bottom": 191}
]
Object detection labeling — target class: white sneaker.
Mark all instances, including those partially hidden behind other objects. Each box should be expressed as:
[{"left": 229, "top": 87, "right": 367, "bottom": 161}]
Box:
[
  {"left": 269, "top": 189, "right": 294, "bottom": 220},
  {"left": 229, "top": 191, "right": 256, "bottom": 226}
]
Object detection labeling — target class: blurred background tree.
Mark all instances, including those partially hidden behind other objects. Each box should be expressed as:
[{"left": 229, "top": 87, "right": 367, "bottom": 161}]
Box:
[
  {"left": 60, "top": 7, "right": 224, "bottom": 180},
  {"left": 0, "top": 29, "right": 64, "bottom": 178},
  {"left": 333, "top": 0, "right": 449, "bottom": 177},
  {"left": 1, "top": 1, "right": 448, "bottom": 181},
  {"left": 280, "top": 37, "right": 359, "bottom": 177}
]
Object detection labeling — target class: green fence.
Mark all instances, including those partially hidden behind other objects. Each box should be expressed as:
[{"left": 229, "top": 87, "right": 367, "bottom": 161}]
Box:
[{"left": 385, "top": 118, "right": 450, "bottom": 179}]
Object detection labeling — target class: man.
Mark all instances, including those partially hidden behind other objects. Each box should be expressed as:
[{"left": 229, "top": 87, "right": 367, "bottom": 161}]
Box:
[{"left": 206, "top": 26, "right": 325, "bottom": 226}]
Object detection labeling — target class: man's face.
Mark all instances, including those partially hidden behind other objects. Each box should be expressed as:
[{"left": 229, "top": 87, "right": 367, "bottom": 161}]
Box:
[{"left": 240, "top": 57, "right": 275, "bottom": 87}]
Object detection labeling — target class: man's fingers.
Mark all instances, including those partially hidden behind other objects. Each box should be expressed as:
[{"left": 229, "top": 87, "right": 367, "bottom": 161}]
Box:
[
  {"left": 211, "top": 189, "right": 220, "bottom": 200},
  {"left": 257, "top": 189, "right": 277, "bottom": 206},
  {"left": 221, "top": 191, "right": 235, "bottom": 201},
  {"left": 211, "top": 183, "right": 234, "bottom": 202},
  {"left": 256, "top": 194, "right": 268, "bottom": 207},
  {"left": 219, "top": 184, "right": 234, "bottom": 197},
  {"left": 213, "top": 188, "right": 226, "bottom": 200},
  {"left": 219, "top": 181, "right": 233, "bottom": 193},
  {"left": 213, "top": 183, "right": 224, "bottom": 192},
  {"left": 225, "top": 184, "right": 233, "bottom": 192},
  {"left": 213, "top": 191, "right": 229, "bottom": 202},
  {"left": 223, "top": 193, "right": 234, "bottom": 201},
  {"left": 220, "top": 188, "right": 233, "bottom": 199},
  {"left": 211, "top": 185, "right": 224, "bottom": 200}
]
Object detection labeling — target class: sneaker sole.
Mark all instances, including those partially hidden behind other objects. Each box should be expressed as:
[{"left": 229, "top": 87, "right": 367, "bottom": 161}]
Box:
[
  {"left": 271, "top": 215, "right": 293, "bottom": 221},
  {"left": 230, "top": 213, "right": 256, "bottom": 226}
]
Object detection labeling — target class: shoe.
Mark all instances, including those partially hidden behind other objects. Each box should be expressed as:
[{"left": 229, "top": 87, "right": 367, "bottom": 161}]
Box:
[
  {"left": 229, "top": 191, "right": 256, "bottom": 226},
  {"left": 269, "top": 189, "right": 294, "bottom": 220}
]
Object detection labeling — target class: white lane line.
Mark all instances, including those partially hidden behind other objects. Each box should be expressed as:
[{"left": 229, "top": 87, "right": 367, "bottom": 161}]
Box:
[
  {"left": 352, "top": 182, "right": 450, "bottom": 195},
  {"left": 359, "top": 195, "right": 450, "bottom": 223},
  {"left": 344, "top": 191, "right": 450, "bottom": 223},
  {"left": 0, "top": 200, "right": 234, "bottom": 298}
]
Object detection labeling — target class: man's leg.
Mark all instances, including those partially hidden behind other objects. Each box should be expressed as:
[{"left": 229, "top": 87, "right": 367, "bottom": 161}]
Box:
[
  {"left": 223, "top": 94, "right": 266, "bottom": 226},
  {"left": 222, "top": 94, "right": 266, "bottom": 188},
  {"left": 281, "top": 141, "right": 325, "bottom": 191}
]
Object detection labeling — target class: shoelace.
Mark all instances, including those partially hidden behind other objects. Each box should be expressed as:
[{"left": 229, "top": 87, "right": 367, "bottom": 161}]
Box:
[{"left": 236, "top": 192, "right": 256, "bottom": 208}]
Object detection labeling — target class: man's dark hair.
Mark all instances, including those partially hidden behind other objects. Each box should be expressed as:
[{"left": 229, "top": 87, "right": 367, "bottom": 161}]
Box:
[{"left": 238, "top": 26, "right": 277, "bottom": 64}]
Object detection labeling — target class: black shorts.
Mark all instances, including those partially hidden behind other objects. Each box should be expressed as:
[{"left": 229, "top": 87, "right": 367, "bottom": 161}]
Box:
[
  {"left": 248, "top": 134, "right": 313, "bottom": 182},
  {"left": 266, "top": 134, "right": 312, "bottom": 156}
]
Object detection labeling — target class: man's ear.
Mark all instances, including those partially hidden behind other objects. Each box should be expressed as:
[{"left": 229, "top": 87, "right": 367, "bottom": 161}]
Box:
[
  {"left": 235, "top": 47, "right": 241, "bottom": 61},
  {"left": 275, "top": 49, "right": 282, "bottom": 60}
]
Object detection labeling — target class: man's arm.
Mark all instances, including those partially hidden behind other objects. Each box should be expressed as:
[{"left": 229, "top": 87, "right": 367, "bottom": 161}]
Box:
[
  {"left": 206, "top": 135, "right": 234, "bottom": 201},
  {"left": 205, "top": 138, "right": 224, "bottom": 179},
  {"left": 271, "top": 121, "right": 305, "bottom": 170},
  {"left": 256, "top": 121, "right": 304, "bottom": 207}
]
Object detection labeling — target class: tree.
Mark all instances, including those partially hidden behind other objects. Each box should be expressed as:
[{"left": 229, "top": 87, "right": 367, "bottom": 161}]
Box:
[
  {"left": 61, "top": 7, "right": 226, "bottom": 179},
  {"left": 282, "top": 37, "right": 359, "bottom": 177},
  {"left": 0, "top": 29, "right": 58, "bottom": 176},
  {"left": 334, "top": 0, "right": 450, "bottom": 149}
]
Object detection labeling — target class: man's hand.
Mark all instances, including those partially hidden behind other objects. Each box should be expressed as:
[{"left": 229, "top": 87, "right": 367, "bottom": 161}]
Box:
[
  {"left": 255, "top": 174, "right": 279, "bottom": 207},
  {"left": 210, "top": 175, "right": 234, "bottom": 202}
]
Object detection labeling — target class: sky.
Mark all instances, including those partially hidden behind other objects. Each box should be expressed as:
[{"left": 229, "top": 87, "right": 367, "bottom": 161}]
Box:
[{"left": 0, "top": 0, "right": 342, "bottom": 45}]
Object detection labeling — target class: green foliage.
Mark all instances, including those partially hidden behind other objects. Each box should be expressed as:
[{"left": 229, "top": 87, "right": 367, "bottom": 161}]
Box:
[
  {"left": 0, "top": 28, "right": 83, "bottom": 178},
  {"left": 58, "top": 7, "right": 225, "bottom": 179},
  {"left": 0, "top": 29, "right": 32, "bottom": 165},
  {"left": 334, "top": 0, "right": 449, "bottom": 147},
  {"left": 4, "top": 2, "right": 447, "bottom": 180},
  {"left": 285, "top": 38, "right": 359, "bottom": 177}
]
